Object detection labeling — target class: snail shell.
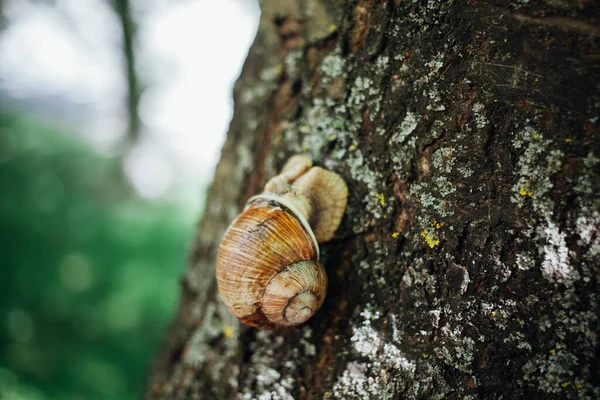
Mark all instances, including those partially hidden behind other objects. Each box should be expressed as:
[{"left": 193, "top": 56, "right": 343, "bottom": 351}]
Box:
[
  {"left": 216, "top": 155, "right": 347, "bottom": 329},
  {"left": 216, "top": 196, "right": 326, "bottom": 328}
]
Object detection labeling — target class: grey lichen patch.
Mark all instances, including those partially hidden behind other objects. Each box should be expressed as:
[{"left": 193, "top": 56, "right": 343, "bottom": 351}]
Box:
[
  {"left": 349, "top": 76, "right": 373, "bottom": 106},
  {"left": 471, "top": 102, "right": 489, "bottom": 129},
  {"left": 479, "top": 298, "right": 520, "bottom": 331},
  {"left": 279, "top": 68, "right": 392, "bottom": 224},
  {"left": 401, "top": 257, "right": 439, "bottom": 297},
  {"left": 299, "top": 326, "right": 317, "bottom": 357},
  {"left": 520, "top": 350, "right": 590, "bottom": 397},
  {"left": 356, "top": 243, "right": 390, "bottom": 288},
  {"left": 414, "top": 52, "right": 446, "bottom": 85},
  {"left": 516, "top": 287, "right": 598, "bottom": 395},
  {"left": 508, "top": 123, "right": 582, "bottom": 289},
  {"left": 406, "top": 362, "right": 452, "bottom": 400},
  {"left": 434, "top": 321, "right": 478, "bottom": 374},
  {"left": 375, "top": 55, "right": 389, "bottom": 73},
  {"left": 241, "top": 61, "right": 282, "bottom": 105},
  {"left": 184, "top": 302, "right": 236, "bottom": 366},
  {"left": 537, "top": 219, "right": 578, "bottom": 287},
  {"left": 390, "top": 111, "right": 420, "bottom": 145},
  {"left": 302, "top": 98, "right": 342, "bottom": 154},
  {"left": 239, "top": 330, "right": 297, "bottom": 400},
  {"left": 330, "top": 362, "right": 372, "bottom": 399},
  {"left": 284, "top": 50, "right": 303, "bottom": 80},
  {"left": 347, "top": 76, "right": 383, "bottom": 121},
  {"left": 283, "top": 97, "right": 349, "bottom": 162},
  {"left": 404, "top": 138, "right": 461, "bottom": 244},
  {"left": 575, "top": 211, "right": 600, "bottom": 259},
  {"left": 331, "top": 306, "right": 416, "bottom": 399},
  {"left": 183, "top": 301, "right": 240, "bottom": 388},
  {"left": 347, "top": 147, "right": 390, "bottom": 221},
  {"left": 431, "top": 146, "right": 457, "bottom": 174},
  {"left": 409, "top": 52, "right": 447, "bottom": 112},
  {"left": 574, "top": 152, "right": 600, "bottom": 259},
  {"left": 284, "top": 60, "right": 398, "bottom": 225},
  {"left": 504, "top": 331, "right": 533, "bottom": 351},
  {"left": 515, "top": 252, "right": 535, "bottom": 271},
  {"left": 320, "top": 49, "right": 346, "bottom": 81},
  {"left": 457, "top": 165, "right": 473, "bottom": 178},
  {"left": 510, "top": 125, "right": 563, "bottom": 211},
  {"left": 425, "top": 87, "right": 446, "bottom": 111},
  {"left": 410, "top": 176, "right": 457, "bottom": 219}
]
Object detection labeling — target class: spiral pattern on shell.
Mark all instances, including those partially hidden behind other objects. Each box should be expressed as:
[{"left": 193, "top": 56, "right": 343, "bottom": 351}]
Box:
[{"left": 216, "top": 197, "right": 327, "bottom": 329}]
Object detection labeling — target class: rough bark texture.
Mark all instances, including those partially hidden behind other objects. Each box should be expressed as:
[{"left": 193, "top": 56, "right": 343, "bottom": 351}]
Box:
[{"left": 146, "top": 1, "right": 600, "bottom": 399}]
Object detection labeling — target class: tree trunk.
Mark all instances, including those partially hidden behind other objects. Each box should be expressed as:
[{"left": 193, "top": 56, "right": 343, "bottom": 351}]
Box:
[{"left": 145, "top": 1, "right": 599, "bottom": 398}]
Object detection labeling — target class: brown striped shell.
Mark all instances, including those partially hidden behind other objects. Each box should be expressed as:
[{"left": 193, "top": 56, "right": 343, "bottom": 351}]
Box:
[{"left": 216, "top": 196, "right": 327, "bottom": 329}]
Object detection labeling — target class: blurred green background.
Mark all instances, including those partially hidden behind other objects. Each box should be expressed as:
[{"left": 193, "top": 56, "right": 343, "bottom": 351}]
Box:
[
  {"left": 0, "top": 111, "right": 193, "bottom": 399},
  {"left": 0, "top": 0, "right": 259, "bottom": 399}
]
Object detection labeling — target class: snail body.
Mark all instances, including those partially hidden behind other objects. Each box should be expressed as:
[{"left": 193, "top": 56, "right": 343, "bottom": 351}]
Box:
[{"left": 216, "top": 155, "right": 348, "bottom": 329}]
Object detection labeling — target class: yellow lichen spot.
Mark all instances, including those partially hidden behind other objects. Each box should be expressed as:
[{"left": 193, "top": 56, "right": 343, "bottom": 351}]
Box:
[
  {"left": 392, "top": 231, "right": 400, "bottom": 238},
  {"left": 504, "top": 38, "right": 508, "bottom": 43},
  {"left": 422, "top": 353, "right": 429, "bottom": 359},
  {"left": 549, "top": 349, "right": 556, "bottom": 355},
  {"left": 349, "top": 144, "right": 357, "bottom": 150},
  {"left": 561, "top": 382, "right": 571, "bottom": 388},
  {"left": 576, "top": 384, "right": 583, "bottom": 389},
  {"left": 520, "top": 187, "right": 534, "bottom": 197},
  {"left": 533, "top": 133, "right": 540, "bottom": 139},
  {"left": 534, "top": 77, "right": 539, "bottom": 83},
  {"left": 493, "top": 99, "right": 498, "bottom": 103},
  {"left": 431, "top": 220, "right": 444, "bottom": 229},
  {"left": 223, "top": 325, "right": 234, "bottom": 339},
  {"left": 328, "top": 24, "right": 338, "bottom": 33},
  {"left": 565, "top": 138, "right": 572, "bottom": 143},
  {"left": 420, "top": 230, "right": 440, "bottom": 248},
  {"left": 375, "top": 193, "right": 386, "bottom": 206},
  {"left": 449, "top": 116, "right": 453, "bottom": 121}
]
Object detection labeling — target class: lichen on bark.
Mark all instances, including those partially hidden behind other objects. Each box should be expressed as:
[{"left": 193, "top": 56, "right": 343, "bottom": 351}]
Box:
[{"left": 146, "top": 1, "right": 600, "bottom": 399}]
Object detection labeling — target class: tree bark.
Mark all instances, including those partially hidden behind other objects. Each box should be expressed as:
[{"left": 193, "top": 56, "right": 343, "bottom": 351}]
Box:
[{"left": 145, "top": 1, "right": 599, "bottom": 399}]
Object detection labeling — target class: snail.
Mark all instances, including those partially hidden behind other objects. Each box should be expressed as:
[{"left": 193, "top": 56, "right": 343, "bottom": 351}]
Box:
[{"left": 216, "top": 155, "right": 348, "bottom": 329}]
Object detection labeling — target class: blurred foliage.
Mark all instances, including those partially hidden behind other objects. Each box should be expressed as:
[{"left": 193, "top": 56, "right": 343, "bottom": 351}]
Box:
[{"left": 0, "top": 111, "right": 195, "bottom": 399}]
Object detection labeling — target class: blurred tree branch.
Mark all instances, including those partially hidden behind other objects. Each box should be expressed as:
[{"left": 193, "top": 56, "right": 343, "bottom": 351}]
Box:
[
  {"left": 0, "top": 0, "right": 5, "bottom": 30},
  {"left": 113, "top": 0, "right": 141, "bottom": 146}
]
